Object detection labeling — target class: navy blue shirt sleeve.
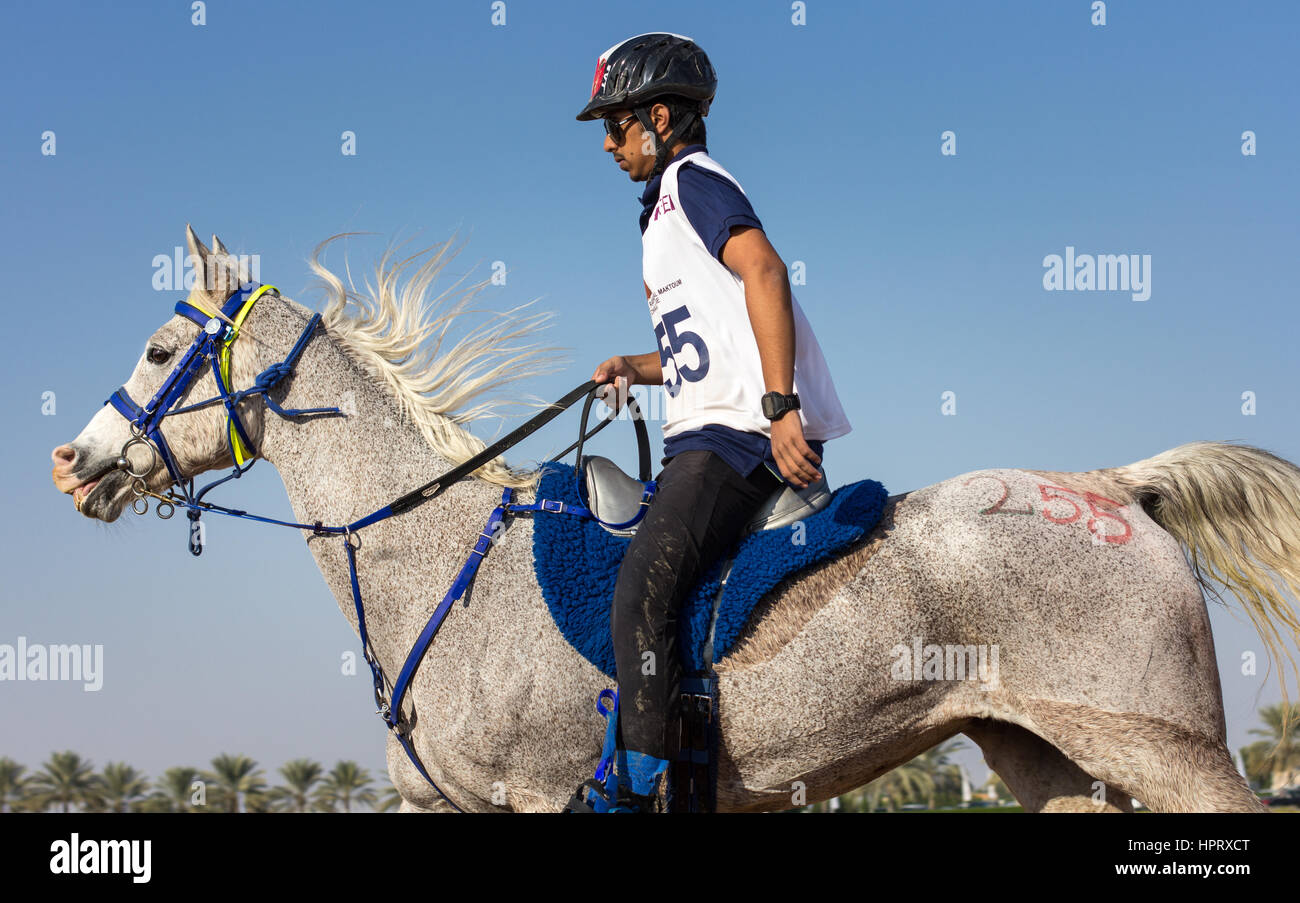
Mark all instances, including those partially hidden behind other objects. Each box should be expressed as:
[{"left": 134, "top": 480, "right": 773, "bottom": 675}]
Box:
[{"left": 677, "top": 163, "right": 764, "bottom": 263}]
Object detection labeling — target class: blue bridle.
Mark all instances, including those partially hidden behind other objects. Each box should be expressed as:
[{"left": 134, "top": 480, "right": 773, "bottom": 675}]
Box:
[
  {"left": 100, "top": 281, "right": 657, "bottom": 811},
  {"left": 105, "top": 282, "right": 340, "bottom": 550}
]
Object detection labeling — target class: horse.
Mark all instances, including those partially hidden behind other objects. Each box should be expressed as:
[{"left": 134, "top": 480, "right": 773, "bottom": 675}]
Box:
[{"left": 50, "top": 226, "right": 1300, "bottom": 812}]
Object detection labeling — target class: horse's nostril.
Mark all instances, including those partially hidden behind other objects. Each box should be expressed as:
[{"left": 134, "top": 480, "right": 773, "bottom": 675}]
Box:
[{"left": 52, "top": 444, "right": 77, "bottom": 467}]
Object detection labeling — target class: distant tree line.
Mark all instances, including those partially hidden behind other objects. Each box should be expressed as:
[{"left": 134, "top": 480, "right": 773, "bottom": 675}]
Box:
[
  {"left": 4, "top": 704, "right": 1294, "bottom": 813},
  {"left": 0, "top": 753, "right": 400, "bottom": 813}
]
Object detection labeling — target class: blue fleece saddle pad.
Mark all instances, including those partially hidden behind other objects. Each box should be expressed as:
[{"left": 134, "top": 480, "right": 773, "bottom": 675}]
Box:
[{"left": 529, "top": 462, "right": 888, "bottom": 678}]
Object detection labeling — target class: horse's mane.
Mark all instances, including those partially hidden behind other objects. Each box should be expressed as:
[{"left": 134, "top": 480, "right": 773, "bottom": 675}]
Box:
[{"left": 308, "top": 233, "right": 568, "bottom": 490}]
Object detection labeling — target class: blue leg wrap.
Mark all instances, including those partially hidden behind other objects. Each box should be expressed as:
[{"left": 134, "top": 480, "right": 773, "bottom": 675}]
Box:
[
  {"left": 622, "top": 751, "right": 671, "bottom": 797},
  {"left": 585, "top": 688, "right": 621, "bottom": 813},
  {"left": 583, "top": 687, "right": 669, "bottom": 811}
]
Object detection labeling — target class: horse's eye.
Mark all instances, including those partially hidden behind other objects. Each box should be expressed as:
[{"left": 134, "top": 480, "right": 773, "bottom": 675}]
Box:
[{"left": 147, "top": 346, "right": 172, "bottom": 365}]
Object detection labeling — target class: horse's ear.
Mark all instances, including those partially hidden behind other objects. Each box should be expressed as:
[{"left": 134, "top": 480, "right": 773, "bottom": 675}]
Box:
[
  {"left": 185, "top": 224, "right": 239, "bottom": 304},
  {"left": 212, "top": 234, "right": 229, "bottom": 256},
  {"left": 186, "top": 224, "right": 211, "bottom": 265}
]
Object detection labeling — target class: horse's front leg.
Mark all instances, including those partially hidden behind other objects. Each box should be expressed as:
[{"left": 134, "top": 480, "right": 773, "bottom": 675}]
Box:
[{"left": 385, "top": 730, "right": 473, "bottom": 812}]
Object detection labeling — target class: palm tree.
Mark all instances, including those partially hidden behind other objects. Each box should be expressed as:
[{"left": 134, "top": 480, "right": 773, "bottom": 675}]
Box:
[
  {"left": 268, "top": 759, "right": 325, "bottom": 812},
  {"left": 1248, "top": 703, "right": 1300, "bottom": 787},
  {"left": 204, "top": 754, "right": 267, "bottom": 813},
  {"left": 848, "top": 739, "right": 969, "bottom": 812},
  {"left": 27, "top": 751, "right": 104, "bottom": 813},
  {"left": 314, "top": 761, "right": 378, "bottom": 813},
  {"left": 805, "top": 786, "right": 873, "bottom": 812},
  {"left": 1240, "top": 740, "right": 1275, "bottom": 791},
  {"left": 864, "top": 762, "right": 934, "bottom": 812},
  {"left": 245, "top": 789, "right": 273, "bottom": 813},
  {"left": 135, "top": 792, "right": 176, "bottom": 814},
  {"left": 148, "top": 766, "right": 204, "bottom": 812},
  {"left": 912, "top": 739, "right": 968, "bottom": 808},
  {"left": 794, "top": 738, "right": 974, "bottom": 812},
  {"left": 0, "top": 758, "right": 31, "bottom": 813},
  {"left": 98, "top": 762, "right": 150, "bottom": 813},
  {"left": 375, "top": 783, "right": 404, "bottom": 812}
]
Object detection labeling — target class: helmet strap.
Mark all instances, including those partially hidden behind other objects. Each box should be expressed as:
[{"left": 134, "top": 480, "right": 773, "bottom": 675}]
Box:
[{"left": 635, "top": 105, "right": 698, "bottom": 179}]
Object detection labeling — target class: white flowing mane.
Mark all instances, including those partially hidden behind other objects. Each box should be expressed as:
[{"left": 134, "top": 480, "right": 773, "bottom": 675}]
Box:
[{"left": 308, "top": 234, "right": 568, "bottom": 490}]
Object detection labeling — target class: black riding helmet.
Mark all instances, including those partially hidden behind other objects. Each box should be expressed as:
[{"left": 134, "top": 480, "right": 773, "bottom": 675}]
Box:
[{"left": 576, "top": 32, "right": 717, "bottom": 178}]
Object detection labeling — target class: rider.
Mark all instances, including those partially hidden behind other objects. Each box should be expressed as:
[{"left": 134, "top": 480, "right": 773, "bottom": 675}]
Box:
[{"left": 578, "top": 32, "right": 852, "bottom": 811}]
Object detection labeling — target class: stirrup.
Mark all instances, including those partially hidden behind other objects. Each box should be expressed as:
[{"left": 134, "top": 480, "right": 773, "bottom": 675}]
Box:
[
  {"left": 561, "top": 779, "right": 612, "bottom": 814},
  {"left": 610, "top": 787, "right": 660, "bottom": 814}
]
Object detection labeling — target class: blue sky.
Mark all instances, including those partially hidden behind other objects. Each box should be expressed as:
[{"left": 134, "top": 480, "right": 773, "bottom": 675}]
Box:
[{"left": 2, "top": 1, "right": 1297, "bottom": 801}]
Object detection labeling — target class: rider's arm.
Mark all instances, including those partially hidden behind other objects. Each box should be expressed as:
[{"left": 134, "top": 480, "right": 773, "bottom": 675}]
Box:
[
  {"left": 623, "top": 351, "right": 663, "bottom": 386},
  {"left": 675, "top": 163, "right": 790, "bottom": 394},
  {"left": 720, "top": 225, "right": 795, "bottom": 396},
  {"left": 621, "top": 282, "right": 662, "bottom": 386}
]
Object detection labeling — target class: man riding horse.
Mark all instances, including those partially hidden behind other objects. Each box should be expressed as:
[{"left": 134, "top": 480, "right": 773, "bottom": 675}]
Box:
[{"left": 576, "top": 32, "right": 853, "bottom": 811}]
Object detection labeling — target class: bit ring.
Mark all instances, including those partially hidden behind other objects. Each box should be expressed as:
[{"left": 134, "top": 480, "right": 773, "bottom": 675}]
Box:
[{"left": 120, "top": 437, "right": 158, "bottom": 479}]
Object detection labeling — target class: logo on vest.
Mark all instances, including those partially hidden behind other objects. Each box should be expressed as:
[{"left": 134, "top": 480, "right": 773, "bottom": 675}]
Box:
[
  {"left": 651, "top": 192, "right": 677, "bottom": 222},
  {"left": 647, "top": 278, "right": 681, "bottom": 316}
]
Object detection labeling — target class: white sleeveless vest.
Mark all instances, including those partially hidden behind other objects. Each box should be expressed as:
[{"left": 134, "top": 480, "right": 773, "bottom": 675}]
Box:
[{"left": 641, "top": 150, "right": 852, "bottom": 444}]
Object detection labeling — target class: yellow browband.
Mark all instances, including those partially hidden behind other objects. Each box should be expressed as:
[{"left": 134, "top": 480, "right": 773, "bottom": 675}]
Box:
[{"left": 189, "top": 284, "right": 279, "bottom": 466}]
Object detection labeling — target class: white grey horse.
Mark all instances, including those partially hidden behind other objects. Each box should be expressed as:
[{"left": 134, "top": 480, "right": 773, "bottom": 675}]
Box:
[{"left": 51, "top": 227, "right": 1300, "bottom": 812}]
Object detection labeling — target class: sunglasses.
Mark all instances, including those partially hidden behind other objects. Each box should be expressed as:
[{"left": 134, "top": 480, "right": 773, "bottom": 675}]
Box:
[{"left": 603, "top": 113, "right": 638, "bottom": 144}]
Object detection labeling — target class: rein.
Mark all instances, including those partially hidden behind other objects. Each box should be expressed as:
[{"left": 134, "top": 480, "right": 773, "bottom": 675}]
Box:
[{"left": 105, "top": 281, "right": 656, "bottom": 811}]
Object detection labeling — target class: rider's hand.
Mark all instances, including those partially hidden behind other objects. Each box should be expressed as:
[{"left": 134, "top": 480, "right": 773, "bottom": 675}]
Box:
[
  {"left": 592, "top": 356, "right": 636, "bottom": 413},
  {"left": 770, "top": 413, "right": 822, "bottom": 489}
]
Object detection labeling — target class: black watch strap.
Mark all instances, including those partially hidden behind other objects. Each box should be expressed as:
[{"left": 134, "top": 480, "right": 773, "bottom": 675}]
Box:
[{"left": 762, "top": 391, "right": 800, "bottom": 420}]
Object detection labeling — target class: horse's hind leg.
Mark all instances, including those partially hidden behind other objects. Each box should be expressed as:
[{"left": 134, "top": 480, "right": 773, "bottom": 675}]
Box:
[
  {"left": 1016, "top": 701, "right": 1266, "bottom": 812},
  {"left": 965, "top": 719, "right": 1133, "bottom": 812}
]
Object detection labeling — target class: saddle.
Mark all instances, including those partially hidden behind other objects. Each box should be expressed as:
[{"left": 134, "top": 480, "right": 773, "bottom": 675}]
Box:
[
  {"left": 548, "top": 386, "right": 889, "bottom": 813},
  {"left": 581, "top": 453, "right": 833, "bottom": 537},
  {"left": 568, "top": 384, "right": 832, "bottom": 537}
]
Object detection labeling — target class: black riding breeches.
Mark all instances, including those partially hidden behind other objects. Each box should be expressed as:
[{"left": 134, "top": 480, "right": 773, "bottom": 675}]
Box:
[{"left": 611, "top": 449, "right": 782, "bottom": 760}]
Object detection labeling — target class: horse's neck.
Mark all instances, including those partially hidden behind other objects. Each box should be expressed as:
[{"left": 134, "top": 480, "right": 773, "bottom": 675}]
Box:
[
  {"left": 256, "top": 333, "right": 456, "bottom": 521},
  {"left": 253, "top": 310, "right": 507, "bottom": 647}
]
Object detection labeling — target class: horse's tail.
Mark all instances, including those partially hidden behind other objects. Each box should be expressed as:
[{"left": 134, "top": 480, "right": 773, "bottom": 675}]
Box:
[{"left": 1101, "top": 440, "right": 1300, "bottom": 728}]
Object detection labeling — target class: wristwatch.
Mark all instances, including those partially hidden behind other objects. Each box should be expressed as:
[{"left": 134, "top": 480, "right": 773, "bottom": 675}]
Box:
[{"left": 761, "top": 391, "right": 800, "bottom": 421}]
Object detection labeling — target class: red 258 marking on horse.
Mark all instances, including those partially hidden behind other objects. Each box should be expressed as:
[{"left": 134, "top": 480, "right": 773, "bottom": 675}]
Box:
[{"left": 963, "top": 476, "right": 1132, "bottom": 544}]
